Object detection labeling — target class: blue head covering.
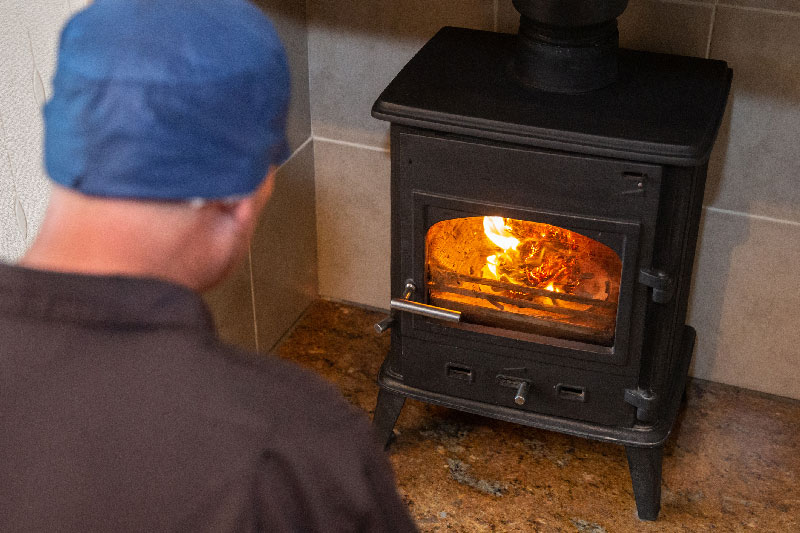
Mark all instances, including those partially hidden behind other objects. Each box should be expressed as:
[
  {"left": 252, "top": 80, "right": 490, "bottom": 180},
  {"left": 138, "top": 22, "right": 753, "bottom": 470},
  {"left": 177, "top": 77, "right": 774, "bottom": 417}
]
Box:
[{"left": 44, "top": 0, "right": 290, "bottom": 200}]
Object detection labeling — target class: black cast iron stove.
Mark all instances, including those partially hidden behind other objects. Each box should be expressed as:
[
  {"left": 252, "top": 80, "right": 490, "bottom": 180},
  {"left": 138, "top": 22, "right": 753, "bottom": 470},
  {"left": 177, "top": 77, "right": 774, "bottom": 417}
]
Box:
[{"left": 371, "top": 0, "right": 731, "bottom": 520}]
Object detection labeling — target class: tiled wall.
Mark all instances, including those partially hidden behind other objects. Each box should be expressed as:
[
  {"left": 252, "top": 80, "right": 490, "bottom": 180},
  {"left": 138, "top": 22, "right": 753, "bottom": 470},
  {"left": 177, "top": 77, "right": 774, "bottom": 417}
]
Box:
[
  {"left": 205, "top": 0, "right": 318, "bottom": 352},
  {"left": 308, "top": 0, "right": 496, "bottom": 311},
  {"left": 203, "top": 139, "right": 317, "bottom": 353},
  {"left": 4, "top": 1, "right": 798, "bottom": 397},
  {"left": 308, "top": 0, "right": 800, "bottom": 399}
]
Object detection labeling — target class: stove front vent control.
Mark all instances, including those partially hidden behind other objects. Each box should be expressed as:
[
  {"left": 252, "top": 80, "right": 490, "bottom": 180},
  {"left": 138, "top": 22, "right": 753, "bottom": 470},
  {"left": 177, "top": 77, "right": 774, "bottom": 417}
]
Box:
[{"left": 497, "top": 375, "right": 531, "bottom": 405}]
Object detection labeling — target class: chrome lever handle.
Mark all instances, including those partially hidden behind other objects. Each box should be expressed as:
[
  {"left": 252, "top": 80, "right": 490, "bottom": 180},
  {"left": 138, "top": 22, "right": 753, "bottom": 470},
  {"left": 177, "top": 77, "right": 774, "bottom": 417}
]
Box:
[
  {"left": 389, "top": 298, "right": 461, "bottom": 323},
  {"left": 374, "top": 316, "right": 395, "bottom": 334},
  {"left": 374, "top": 279, "right": 461, "bottom": 333},
  {"left": 374, "top": 280, "right": 418, "bottom": 334}
]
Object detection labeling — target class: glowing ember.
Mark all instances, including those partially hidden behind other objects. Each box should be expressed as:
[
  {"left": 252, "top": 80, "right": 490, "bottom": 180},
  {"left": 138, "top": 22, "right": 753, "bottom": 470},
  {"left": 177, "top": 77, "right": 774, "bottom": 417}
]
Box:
[{"left": 482, "top": 216, "right": 582, "bottom": 295}]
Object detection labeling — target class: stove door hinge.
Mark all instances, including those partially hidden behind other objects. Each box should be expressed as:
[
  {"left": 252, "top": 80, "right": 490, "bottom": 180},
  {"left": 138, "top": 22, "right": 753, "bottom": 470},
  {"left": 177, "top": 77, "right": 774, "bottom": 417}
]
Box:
[
  {"left": 638, "top": 268, "right": 674, "bottom": 304},
  {"left": 624, "top": 388, "right": 658, "bottom": 423}
]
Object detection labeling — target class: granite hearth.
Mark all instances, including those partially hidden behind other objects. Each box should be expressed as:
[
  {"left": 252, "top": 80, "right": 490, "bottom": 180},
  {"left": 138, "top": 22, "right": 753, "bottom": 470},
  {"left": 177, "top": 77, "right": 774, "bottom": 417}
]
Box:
[{"left": 275, "top": 300, "right": 799, "bottom": 532}]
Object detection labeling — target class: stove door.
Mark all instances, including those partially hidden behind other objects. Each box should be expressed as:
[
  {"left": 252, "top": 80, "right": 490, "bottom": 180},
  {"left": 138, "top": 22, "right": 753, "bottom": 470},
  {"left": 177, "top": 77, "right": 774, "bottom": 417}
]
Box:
[
  {"left": 425, "top": 213, "right": 624, "bottom": 346},
  {"left": 393, "top": 131, "right": 663, "bottom": 371},
  {"left": 405, "top": 194, "right": 644, "bottom": 367}
]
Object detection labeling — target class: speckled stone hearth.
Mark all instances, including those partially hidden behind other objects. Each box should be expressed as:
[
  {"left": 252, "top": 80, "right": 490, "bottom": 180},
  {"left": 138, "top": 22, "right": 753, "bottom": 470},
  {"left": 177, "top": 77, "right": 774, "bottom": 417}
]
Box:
[{"left": 275, "top": 300, "right": 800, "bottom": 532}]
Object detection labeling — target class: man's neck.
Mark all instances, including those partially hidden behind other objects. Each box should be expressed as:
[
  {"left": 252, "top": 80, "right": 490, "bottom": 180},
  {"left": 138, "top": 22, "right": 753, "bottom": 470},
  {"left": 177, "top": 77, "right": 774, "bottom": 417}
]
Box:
[{"left": 19, "top": 187, "right": 225, "bottom": 291}]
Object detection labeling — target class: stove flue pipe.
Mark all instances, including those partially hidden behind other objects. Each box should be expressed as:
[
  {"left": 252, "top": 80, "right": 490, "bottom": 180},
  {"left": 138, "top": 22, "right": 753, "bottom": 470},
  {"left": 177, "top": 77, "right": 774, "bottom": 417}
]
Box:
[{"left": 511, "top": 0, "right": 628, "bottom": 93}]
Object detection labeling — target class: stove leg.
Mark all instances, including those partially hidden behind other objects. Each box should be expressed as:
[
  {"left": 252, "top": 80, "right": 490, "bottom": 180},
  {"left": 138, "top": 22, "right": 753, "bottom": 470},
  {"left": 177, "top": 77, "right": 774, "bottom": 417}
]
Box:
[
  {"left": 372, "top": 388, "right": 406, "bottom": 449},
  {"left": 625, "top": 445, "right": 663, "bottom": 521}
]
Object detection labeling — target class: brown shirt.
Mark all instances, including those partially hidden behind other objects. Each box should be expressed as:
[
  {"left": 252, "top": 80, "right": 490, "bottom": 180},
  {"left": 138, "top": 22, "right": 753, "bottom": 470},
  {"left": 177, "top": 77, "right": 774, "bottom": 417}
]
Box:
[{"left": 0, "top": 263, "right": 417, "bottom": 532}]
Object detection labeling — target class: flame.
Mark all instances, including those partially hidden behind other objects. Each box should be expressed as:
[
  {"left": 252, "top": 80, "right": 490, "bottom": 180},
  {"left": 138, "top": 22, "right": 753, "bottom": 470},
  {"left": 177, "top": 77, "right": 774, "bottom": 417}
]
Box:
[
  {"left": 482, "top": 216, "right": 582, "bottom": 296},
  {"left": 486, "top": 255, "right": 498, "bottom": 276},
  {"left": 483, "top": 216, "right": 519, "bottom": 251}
]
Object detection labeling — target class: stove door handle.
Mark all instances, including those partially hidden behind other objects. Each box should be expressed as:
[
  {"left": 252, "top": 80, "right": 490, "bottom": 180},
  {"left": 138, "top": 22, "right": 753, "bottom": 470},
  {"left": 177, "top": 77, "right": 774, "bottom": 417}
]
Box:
[
  {"left": 389, "top": 299, "right": 462, "bottom": 323},
  {"left": 373, "top": 315, "right": 395, "bottom": 333},
  {"left": 374, "top": 280, "right": 461, "bottom": 332},
  {"left": 373, "top": 280, "right": 418, "bottom": 333}
]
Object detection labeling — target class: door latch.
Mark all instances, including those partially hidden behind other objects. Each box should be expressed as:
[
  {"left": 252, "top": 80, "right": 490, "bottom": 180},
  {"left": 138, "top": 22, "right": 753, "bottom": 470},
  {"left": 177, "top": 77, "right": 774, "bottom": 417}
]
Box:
[
  {"left": 624, "top": 387, "right": 658, "bottom": 423},
  {"left": 638, "top": 268, "right": 674, "bottom": 304}
]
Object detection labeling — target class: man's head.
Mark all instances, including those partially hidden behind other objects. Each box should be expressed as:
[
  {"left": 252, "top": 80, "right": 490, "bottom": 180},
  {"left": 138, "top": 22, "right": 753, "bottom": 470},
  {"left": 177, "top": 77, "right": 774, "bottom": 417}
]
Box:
[
  {"left": 23, "top": 0, "right": 290, "bottom": 290},
  {"left": 45, "top": 0, "right": 290, "bottom": 201}
]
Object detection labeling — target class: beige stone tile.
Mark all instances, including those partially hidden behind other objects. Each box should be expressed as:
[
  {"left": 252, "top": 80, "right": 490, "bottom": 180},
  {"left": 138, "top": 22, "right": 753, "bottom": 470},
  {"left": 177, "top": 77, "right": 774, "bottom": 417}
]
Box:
[
  {"left": 251, "top": 140, "right": 318, "bottom": 352},
  {"left": 688, "top": 208, "right": 800, "bottom": 400},
  {"left": 251, "top": 0, "right": 312, "bottom": 153},
  {"left": 705, "top": 7, "right": 800, "bottom": 223},
  {"left": 619, "top": 0, "right": 713, "bottom": 57},
  {"left": 307, "top": 0, "right": 495, "bottom": 148},
  {"left": 203, "top": 143, "right": 317, "bottom": 354},
  {"left": 203, "top": 255, "right": 258, "bottom": 352},
  {"left": 720, "top": 0, "right": 800, "bottom": 13},
  {"left": 499, "top": 0, "right": 716, "bottom": 50},
  {"left": 313, "top": 140, "right": 390, "bottom": 310}
]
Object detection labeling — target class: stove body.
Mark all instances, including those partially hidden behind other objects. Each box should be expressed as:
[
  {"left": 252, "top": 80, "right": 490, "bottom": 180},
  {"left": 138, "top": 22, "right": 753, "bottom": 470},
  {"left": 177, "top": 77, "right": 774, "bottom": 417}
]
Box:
[{"left": 371, "top": 27, "right": 730, "bottom": 520}]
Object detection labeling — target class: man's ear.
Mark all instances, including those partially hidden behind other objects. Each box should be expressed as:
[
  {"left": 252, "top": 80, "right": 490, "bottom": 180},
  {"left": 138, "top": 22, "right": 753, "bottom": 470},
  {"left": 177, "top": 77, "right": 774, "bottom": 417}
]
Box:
[
  {"left": 227, "top": 195, "right": 259, "bottom": 230},
  {"left": 253, "top": 167, "right": 278, "bottom": 212},
  {"left": 214, "top": 167, "right": 277, "bottom": 231}
]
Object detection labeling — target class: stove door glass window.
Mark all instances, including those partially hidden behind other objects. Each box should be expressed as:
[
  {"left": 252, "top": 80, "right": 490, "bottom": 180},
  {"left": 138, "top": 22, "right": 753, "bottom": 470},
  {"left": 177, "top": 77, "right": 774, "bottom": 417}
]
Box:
[{"left": 426, "top": 216, "right": 622, "bottom": 346}]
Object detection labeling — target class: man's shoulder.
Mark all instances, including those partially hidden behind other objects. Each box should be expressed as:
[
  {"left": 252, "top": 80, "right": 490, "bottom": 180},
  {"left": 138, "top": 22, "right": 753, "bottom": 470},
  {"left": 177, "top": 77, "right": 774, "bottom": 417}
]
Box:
[
  {"left": 190, "top": 339, "right": 372, "bottom": 441},
  {"left": 179, "top": 342, "right": 417, "bottom": 533}
]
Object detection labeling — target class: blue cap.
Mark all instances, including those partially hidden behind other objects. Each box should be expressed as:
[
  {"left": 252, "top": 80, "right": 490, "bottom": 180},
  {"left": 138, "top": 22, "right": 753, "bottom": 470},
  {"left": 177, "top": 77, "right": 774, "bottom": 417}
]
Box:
[{"left": 44, "top": 0, "right": 290, "bottom": 200}]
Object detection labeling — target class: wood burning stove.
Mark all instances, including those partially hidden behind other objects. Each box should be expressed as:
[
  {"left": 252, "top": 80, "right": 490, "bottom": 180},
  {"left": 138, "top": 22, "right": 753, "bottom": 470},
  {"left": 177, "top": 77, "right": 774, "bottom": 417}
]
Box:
[{"left": 370, "top": 1, "right": 731, "bottom": 521}]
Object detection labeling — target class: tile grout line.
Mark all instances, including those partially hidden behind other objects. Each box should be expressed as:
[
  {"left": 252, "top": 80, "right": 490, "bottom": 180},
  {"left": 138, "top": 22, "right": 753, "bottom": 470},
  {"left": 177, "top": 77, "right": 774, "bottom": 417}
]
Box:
[
  {"left": 715, "top": 3, "right": 800, "bottom": 17},
  {"left": 703, "top": 206, "right": 800, "bottom": 228},
  {"left": 313, "top": 135, "right": 390, "bottom": 153},
  {"left": 266, "top": 298, "right": 318, "bottom": 353},
  {"left": 248, "top": 134, "right": 313, "bottom": 353},
  {"left": 705, "top": 0, "right": 718, "bottom": 59},
  {"left": 657, "top": 0, "right": 715, "bottom": 7},
  {"left": 247, "top": 245, "right": 260, "bottom": 352},
  {"left": 281, "top": 135, "right": 313, "bottom": 170},
  {"left": 656, "top": 0, "right": 800, "bottom": 16}
]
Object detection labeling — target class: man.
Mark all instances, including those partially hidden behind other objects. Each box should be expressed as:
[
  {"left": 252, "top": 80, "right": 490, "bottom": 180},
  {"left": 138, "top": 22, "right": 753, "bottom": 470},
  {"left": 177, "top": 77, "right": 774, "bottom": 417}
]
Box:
[{"left": 0, "top": 1, "right": 417, "bottom": 531}]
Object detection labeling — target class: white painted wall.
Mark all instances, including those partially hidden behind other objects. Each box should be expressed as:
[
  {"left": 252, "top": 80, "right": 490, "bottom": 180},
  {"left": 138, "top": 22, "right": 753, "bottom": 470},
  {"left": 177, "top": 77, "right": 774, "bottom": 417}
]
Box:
[{"left": 0, "top": 0, "right": 90, "bottom": 262}]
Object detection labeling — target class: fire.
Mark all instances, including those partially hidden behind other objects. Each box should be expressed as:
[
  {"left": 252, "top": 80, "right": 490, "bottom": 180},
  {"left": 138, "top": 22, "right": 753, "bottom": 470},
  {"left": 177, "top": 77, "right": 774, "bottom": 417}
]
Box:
[
  {"left": 424, "top": 216, "right": 622, "bottom": 344},
  {"left": 482, "top": 216, "right": 581, "bottom": 295},
  {"left": 483, "top": 216, "right": 519, "bottom": 251},
  {"left": 486, "top": 255, "right": 498, "bottom": 277}
]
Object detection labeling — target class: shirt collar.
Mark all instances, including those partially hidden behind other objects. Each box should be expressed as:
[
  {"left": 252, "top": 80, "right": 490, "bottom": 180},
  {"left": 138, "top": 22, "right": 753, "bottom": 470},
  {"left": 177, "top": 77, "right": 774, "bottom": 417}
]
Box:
[{"left": 0, "top": 262, "right": 215, "bottom": 334}]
